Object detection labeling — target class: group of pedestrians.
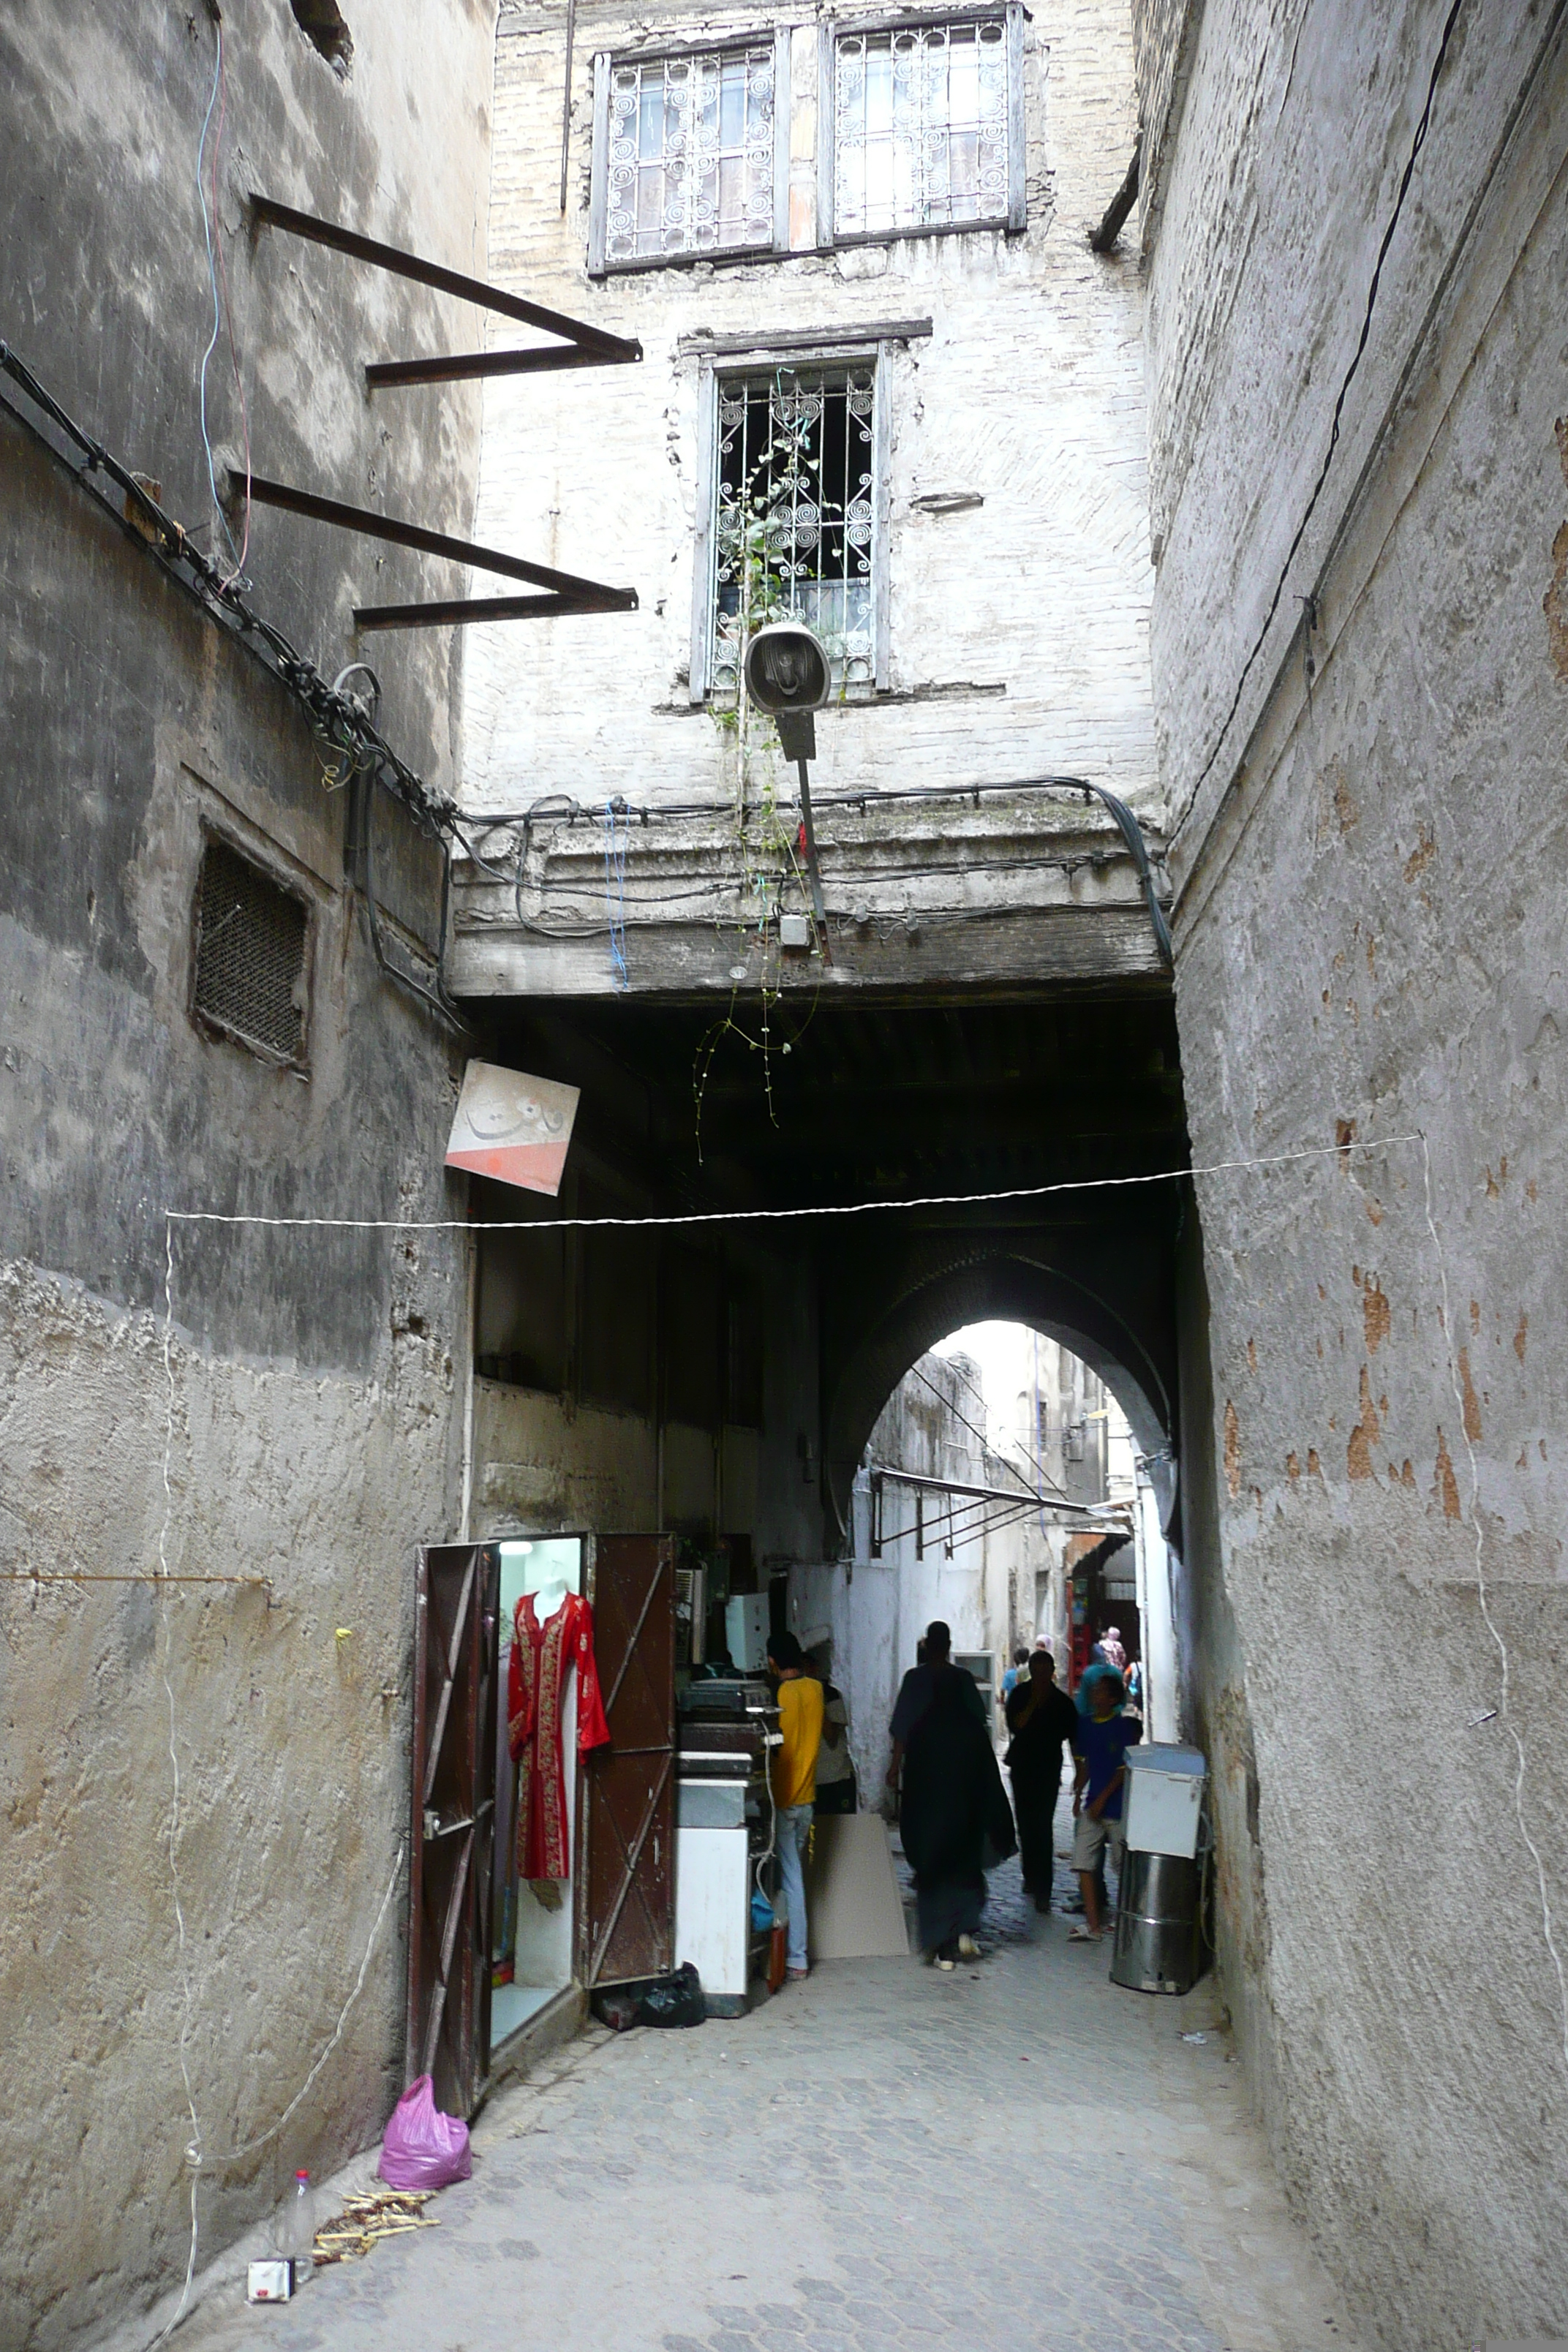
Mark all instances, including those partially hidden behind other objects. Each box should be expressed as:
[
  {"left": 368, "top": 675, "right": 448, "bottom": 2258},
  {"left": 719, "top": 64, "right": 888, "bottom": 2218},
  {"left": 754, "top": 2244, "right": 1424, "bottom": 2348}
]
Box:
[
  {"left": 766, "top": 1616, "right": 1139, "bottom": 1979},
  {"left": 893, "top": 1625, "right": 1139, "bottom": 1961}
]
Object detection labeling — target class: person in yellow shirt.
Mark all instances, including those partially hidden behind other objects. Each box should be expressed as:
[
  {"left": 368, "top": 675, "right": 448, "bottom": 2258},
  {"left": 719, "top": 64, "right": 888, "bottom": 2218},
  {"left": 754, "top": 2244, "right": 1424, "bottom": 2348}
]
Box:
[{"left": 766, "top": 1631, "right": 823, "bottom": 1981}]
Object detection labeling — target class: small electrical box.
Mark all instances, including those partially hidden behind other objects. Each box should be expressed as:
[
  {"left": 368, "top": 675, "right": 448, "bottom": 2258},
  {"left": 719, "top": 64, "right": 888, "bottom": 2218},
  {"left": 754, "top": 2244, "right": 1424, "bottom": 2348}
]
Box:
[
  {"left": 779, "top": 912, "right": 811, "bottom": 950},
  {"left": 247, "top": 2260, "right": 294, "bottom": 2303}
]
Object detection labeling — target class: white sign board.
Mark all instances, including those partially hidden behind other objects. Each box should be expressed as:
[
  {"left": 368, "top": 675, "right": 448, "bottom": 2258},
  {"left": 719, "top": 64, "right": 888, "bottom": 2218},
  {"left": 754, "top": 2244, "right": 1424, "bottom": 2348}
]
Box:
[{"left": 445, "top": 1060, "right": 580, "bottom": 1197}]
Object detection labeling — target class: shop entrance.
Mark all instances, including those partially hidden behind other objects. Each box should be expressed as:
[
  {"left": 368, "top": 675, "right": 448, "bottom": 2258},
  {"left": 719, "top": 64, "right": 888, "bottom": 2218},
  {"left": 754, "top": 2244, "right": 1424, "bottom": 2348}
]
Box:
[{"left": 407, "top": 1530, "right": 677, "bottom": 2117}]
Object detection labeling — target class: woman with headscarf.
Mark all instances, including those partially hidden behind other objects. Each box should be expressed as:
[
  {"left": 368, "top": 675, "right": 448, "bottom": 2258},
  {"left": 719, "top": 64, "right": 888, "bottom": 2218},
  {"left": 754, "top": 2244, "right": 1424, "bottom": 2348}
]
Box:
[{"left": 898, "top": 1629, "right": 1017, "bottom": 1969}]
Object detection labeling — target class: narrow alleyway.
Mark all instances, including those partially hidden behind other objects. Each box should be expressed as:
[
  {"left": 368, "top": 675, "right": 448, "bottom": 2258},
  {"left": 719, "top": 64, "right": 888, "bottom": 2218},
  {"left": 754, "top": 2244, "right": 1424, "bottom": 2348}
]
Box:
[{"left": 177, "top": 1860, "right": 1359, "bottom": 2352}]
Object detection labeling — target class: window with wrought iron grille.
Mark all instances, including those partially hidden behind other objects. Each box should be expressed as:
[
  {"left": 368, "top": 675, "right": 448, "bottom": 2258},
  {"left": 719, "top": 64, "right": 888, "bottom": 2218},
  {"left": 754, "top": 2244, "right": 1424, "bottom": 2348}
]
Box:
[
  {"left": 190, "top": 837, "right": 312, "bottom": 1068},
  {"left": 589, "top": 37, "right": 788, "bottom": 273},
  {"left": 701, "top": 365, "right": 879, "bottom": 698},
  {"left": 824, "top": 11, "right": 1025, "bottom": 242}
]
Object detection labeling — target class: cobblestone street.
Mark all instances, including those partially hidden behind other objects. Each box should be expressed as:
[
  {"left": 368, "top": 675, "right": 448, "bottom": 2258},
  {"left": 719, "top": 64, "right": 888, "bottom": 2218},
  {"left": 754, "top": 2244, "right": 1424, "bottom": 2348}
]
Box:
[{"left": 176, "top": 1855, "right": 1361, "bottom": 2352}]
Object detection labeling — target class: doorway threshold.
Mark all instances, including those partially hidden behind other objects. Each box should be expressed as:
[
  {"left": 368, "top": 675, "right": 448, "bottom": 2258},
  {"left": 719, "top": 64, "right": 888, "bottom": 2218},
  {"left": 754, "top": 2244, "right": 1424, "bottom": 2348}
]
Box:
[{"left": 486, "top": 1980, "right": 587, "bottom": 2096}]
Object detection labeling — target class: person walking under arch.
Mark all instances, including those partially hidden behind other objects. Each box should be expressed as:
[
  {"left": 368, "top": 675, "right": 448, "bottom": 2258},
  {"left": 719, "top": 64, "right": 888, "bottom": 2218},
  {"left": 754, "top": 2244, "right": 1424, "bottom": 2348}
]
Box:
[
  {"left": 1068, "top": 1668, "right": 1140, "bottom": 1942},
  {"left": 894, "top": 1622, "right": 1016, "bottom": 1967},
  {"left": 1004, "top": 1647, "right": 1078, "bottom": 1912}
]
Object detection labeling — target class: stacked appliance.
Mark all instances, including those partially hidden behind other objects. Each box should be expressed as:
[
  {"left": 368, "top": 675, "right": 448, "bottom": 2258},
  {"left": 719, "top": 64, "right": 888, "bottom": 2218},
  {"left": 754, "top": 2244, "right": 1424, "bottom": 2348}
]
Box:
[{"left": 674, "top": 1676, "right": 780, "bottom": 2015}]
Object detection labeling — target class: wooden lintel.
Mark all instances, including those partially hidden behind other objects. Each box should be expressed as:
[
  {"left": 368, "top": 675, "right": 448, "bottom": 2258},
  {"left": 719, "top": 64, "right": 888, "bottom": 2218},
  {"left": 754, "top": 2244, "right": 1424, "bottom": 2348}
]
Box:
[{"left": 446, "top": 906, "right": 1169, "bottom": 1000}]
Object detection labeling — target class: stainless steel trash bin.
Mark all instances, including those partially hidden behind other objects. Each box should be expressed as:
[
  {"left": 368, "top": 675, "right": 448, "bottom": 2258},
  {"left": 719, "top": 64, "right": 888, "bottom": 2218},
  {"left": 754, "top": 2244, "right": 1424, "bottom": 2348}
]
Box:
[{"left": 1110, "top": 1848, "right": 1202, "bottom": 1994}]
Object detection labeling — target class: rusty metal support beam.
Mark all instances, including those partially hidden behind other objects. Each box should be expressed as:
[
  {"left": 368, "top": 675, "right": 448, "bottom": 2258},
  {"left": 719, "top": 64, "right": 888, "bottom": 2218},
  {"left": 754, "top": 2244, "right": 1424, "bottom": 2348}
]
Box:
[
  {"left": 248, "top": 191, "right": 641, "bottom": 369},
  {"left": 355, "top": 591, "right": 634, "bottom": 630},
  {"left": 1088, "top": 134, "right": 1142, "bottom": 253},
  {"left": 235, "top": 471, "right": 637, "bottom": 617},
  {"left": 366, "top": 344, "right": 627, "bottom": 389}
]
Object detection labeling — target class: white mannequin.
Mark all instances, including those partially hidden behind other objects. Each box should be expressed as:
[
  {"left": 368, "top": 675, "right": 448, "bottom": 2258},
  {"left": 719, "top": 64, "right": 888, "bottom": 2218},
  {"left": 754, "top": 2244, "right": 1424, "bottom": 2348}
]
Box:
[{"left": 526, "top": 1574, "right": 571, "bottom": 1624}]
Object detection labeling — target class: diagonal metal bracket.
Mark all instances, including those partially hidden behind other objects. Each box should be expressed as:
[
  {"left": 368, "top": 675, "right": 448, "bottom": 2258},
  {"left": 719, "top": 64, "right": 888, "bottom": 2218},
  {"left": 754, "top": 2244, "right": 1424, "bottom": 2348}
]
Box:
[
  {"left": 249, "top": 194, "right": 642, "bottom": 384},
  {"left": 233, "top": 472, "right": 637, "bottom": 630}
]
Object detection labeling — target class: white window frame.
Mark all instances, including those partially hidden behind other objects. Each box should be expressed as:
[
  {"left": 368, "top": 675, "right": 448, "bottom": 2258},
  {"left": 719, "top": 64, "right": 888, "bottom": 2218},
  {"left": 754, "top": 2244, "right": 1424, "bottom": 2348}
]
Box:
[
  {"left": 817, "top": 4, "right": 1026, "bottom": 247},
  {"left": 588, "top": 31, "right": 792, "bottom": 277},
  {"left": 689, "top": 341, "right": 894, "bottom": 704}
]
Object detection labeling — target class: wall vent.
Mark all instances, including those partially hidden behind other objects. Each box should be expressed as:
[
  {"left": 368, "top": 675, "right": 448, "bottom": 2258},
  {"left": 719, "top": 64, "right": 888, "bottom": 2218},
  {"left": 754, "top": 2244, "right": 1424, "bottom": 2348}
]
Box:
[{"left": 192, "top": 838, "right": 310, "bottom": 1068}]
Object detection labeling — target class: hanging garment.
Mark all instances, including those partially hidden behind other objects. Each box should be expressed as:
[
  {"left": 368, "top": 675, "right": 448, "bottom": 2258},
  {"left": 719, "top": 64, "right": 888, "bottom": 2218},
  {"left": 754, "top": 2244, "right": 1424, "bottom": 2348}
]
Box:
[{"left": 507, "top": 1591, "right": 611, "bottom": 1881}]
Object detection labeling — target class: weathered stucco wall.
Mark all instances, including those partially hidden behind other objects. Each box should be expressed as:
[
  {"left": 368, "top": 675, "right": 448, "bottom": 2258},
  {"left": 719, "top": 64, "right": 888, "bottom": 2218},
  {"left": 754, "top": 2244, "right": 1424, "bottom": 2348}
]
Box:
[
  {"left": 1146, "top": 1, "right": 1568, "bottom": 2337},
  {"left": 1, "top": 1256, "right": 458, "bottom": 2345},
  {"left": 0, "top": 4, "right": 496, "bottom": 2341}
]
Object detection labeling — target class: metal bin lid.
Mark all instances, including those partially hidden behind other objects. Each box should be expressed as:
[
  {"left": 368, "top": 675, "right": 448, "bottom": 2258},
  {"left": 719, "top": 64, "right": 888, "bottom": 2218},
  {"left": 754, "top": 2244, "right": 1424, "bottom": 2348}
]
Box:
[{"left": 1124, "top": 1742, "right": 1207, "bottom": 1777}]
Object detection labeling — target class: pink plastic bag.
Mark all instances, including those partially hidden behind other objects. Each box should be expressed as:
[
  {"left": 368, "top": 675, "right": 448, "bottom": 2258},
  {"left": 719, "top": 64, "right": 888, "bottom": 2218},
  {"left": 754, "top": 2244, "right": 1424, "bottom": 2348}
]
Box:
[{"left": 377, "top": 2073, "right": 472, "bottom": 2190}]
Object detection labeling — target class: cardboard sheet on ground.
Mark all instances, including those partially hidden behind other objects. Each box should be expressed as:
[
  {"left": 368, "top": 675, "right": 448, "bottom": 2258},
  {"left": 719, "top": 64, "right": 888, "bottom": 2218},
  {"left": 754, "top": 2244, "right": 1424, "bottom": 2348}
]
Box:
[
  {"left": 803, "top": 1814, "right": 912, "bottom": 1960},
  {"left": 445, "top": 1060, "right": 579, "bottom": 1196}
]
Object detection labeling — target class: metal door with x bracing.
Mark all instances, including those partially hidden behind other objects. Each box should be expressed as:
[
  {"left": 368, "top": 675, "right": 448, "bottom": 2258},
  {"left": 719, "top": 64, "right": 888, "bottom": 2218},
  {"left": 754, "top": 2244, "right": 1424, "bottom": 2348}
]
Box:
[
  {"left": 407, "top": 1542, "right": 500, "bottom": 2117},
  {"left": 578, "top": 1533, "right": 677, "bottom": 1986}
]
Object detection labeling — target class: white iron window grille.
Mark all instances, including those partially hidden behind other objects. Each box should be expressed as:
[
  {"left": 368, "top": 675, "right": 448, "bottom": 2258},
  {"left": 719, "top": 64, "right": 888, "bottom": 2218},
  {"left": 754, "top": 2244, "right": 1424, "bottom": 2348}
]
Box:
[
  {"left": 708, "top": 366, "right": 877, "bottom": 696},
  {"left": 595, "top": 45, "right": 780, "bottom": 268},
  {"left": 831, "top": 15, "right": 1021, "bottom": 240}
]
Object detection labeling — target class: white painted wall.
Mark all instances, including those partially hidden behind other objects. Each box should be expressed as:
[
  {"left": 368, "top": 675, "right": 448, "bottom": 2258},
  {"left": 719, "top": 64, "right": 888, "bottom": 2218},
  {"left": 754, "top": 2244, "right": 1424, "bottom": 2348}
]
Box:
[{"left": 463, "top": 0, "right": 1154, "bottom": 828}]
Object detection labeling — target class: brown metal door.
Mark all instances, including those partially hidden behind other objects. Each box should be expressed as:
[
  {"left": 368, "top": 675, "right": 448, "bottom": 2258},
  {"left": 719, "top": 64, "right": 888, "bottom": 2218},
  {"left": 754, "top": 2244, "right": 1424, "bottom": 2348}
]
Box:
[
  {"left": 407, "top": 1542, "right": 500, "bottom": 2116},
  {"left": 579, "top": 1533, "right": 677, "bottom": 1986}
]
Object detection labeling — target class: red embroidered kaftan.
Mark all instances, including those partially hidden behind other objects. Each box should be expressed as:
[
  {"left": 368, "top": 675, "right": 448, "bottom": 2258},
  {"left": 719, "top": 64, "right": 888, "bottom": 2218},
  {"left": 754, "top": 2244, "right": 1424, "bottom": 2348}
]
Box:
[{"left": 507, "top": 1591, "right": 611, "bottom": 1880}]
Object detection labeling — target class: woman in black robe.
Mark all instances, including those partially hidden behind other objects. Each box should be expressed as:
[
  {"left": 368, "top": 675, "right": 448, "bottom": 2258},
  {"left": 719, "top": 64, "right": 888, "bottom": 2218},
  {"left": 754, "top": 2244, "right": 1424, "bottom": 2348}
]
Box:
[{"left": 899, "top": 1663, "right": 1017, "bottom": 1966}]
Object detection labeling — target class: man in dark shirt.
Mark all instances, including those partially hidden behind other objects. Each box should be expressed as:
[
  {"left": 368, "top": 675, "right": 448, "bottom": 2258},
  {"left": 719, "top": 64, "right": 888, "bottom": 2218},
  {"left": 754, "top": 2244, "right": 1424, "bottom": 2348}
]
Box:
[
  {"left": 884, "top": 1619, "right": 986, "bottom": 1804},
  {"left": 1068, "top": 1671, "right": 1142, "bottom": 1942},
  {"left": 1003, "top": 1648, "right": 1079, "bottom": 1912}
]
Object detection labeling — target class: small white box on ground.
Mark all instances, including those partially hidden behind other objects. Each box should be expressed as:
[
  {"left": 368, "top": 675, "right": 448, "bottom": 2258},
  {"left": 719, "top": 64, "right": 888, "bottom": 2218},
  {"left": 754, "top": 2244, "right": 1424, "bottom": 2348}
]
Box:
[
  {"left": 1123, "top": 1743, "right": 1207, "bottom": 1859},
  {"left": 246, "top": 2260, "right": 293, "bottom": 2303}
]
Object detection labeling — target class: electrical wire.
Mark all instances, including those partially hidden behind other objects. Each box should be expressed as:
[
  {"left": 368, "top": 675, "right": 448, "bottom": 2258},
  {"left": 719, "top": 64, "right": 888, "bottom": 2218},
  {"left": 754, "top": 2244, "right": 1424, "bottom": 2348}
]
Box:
[
  {"left": 0, "top": 341, "right": 474, "bottom": 1039},
  {"left": 1420, "top": 1135, "right": 1568, "bottom": 2078},
  {"left": 208, "top": 16, "right": 252, "bottom": 588},
  {"left": 932, "top": 1346, "right": 1069, "bottom": 1501},
  {"left": 908, "top": 1360, "right": 1066, "bottom": 1506},
  {"left": 142, "top": 1217, "right": 413, "bottom": 2346},
  {"left": 195, "top": 22, "right": 236, "bottom": 569},
  {"left": 0, "top": 343, "right": 458, "bottom": 848},
  {"left": 159, "top": 1131, "right": 1425, "bottom": 1237},
  {"left": 603, "top": 797, "right": 630, "bottom": 988}
]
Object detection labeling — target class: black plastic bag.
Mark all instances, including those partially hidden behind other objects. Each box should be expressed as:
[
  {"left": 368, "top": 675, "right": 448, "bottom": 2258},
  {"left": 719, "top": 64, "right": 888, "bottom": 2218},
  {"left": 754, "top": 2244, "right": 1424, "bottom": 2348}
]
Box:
[{"left": 636, "top": 1962, "right": 706, "bottom": 2028}]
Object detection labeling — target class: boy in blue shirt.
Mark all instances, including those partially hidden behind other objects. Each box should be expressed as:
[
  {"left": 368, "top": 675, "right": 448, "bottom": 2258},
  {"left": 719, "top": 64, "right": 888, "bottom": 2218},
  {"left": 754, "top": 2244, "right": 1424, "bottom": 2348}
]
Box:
[{"left": 1068, "top": 1670, "right": 1141, "bottom": 1942}]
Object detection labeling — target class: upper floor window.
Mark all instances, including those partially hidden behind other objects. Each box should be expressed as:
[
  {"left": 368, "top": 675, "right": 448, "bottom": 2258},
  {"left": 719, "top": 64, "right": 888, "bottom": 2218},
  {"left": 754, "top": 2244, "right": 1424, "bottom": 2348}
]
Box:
[
  {"left": 831, "top": 17, "right": 1019, "bottom": 239},
  {"left": 589, "top": 10, "right": 1025, "bottom": 273},
  {"left": 590, "top": 38, "right": 788, "bottom": 274},
  {"left": 704, "top": 364, "right": 878, "bottom": 697}
]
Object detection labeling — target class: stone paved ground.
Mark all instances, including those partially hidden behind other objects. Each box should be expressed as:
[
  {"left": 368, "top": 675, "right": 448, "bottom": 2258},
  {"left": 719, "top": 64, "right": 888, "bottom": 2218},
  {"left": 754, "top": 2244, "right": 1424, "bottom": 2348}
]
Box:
[{"left": 176, "top": 1852, "right": 1363, "bottom": 2352}]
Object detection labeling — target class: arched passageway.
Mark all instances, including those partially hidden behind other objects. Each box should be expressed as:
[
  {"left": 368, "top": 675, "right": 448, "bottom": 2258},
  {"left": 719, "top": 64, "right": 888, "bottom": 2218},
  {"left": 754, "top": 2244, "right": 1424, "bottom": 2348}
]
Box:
[{"left": 821, "top": 1240, "right": 1175, "bottom": 1539}]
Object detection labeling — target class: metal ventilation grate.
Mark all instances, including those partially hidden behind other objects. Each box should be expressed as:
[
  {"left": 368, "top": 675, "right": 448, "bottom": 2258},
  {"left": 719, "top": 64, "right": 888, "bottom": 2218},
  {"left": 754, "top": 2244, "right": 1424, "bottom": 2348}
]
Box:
[{"left": 192, "top": 840, "right": 309, "bottom": 1066}]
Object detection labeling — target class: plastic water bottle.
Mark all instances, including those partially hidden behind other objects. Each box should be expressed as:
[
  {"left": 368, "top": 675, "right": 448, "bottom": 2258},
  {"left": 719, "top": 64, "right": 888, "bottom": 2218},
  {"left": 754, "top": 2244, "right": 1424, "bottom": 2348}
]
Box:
[{"left": 279, "top": 2170, "right": 317, "bottom": 2288}]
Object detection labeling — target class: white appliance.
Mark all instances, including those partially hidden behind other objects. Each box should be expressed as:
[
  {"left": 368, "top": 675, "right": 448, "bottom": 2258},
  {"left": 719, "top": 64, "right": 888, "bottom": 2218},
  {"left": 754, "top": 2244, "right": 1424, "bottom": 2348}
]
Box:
[
  {"left": 1123, "top": 1743, "right": 1207, "bottom": 1859},
  {"left": 725, "top": 1593, "right": 770, "bottom": 1671},
  {"left": 675, "top": 1823, "right": 753, "bottom": 2007}
]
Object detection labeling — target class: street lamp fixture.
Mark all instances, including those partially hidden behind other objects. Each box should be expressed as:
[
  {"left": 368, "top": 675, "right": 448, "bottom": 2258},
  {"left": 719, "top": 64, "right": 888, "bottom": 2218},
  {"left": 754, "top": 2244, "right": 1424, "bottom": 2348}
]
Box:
[{"left": 744, "top": 622, "right": 834, "bottom": 964}]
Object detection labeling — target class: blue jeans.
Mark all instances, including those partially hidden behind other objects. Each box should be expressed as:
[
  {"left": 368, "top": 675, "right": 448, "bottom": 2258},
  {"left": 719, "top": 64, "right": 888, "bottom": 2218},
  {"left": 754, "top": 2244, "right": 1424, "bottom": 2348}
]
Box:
[{"left": 777, "top": 1803, "right": 813, "bottom": 1971}]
